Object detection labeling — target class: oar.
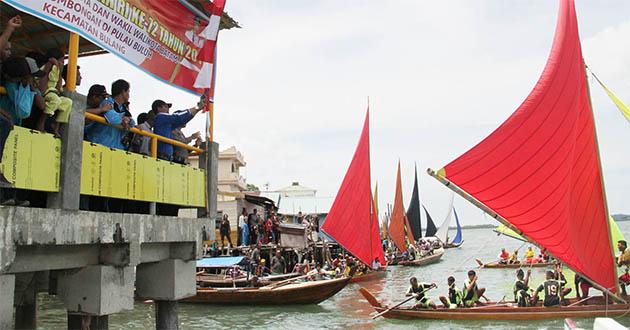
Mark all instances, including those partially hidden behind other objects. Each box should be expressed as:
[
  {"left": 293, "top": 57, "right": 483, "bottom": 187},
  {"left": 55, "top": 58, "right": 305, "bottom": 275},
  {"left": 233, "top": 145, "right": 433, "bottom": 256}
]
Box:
[
  {"left": 471, "top": 302, "right": 514, "bottom": 309},
  {"left": 372, "top": 285, "right": 436, "bottom": 319}
]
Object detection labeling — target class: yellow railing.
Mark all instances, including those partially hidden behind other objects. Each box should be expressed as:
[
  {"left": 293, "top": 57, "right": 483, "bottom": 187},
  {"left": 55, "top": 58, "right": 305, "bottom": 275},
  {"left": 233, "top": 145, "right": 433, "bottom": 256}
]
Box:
[{"left": 84, "top": 112, "right": 204, "bottom": 158}]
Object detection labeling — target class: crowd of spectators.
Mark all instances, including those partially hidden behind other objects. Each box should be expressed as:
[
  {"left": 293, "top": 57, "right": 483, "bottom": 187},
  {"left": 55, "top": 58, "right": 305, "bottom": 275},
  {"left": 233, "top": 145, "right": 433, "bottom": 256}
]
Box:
[{"left": 0, "top": 16, "right": 206, "bottom": 211}]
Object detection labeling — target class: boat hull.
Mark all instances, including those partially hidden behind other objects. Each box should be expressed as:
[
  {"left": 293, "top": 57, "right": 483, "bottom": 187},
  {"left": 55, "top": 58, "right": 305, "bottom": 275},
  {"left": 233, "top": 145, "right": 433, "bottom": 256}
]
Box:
[
  {"left": 350, "top": 270, "right": 387, "bottom": 283},
  {"left": 399, "top": 249, "right": 444, "bottom": 267},
  {"left": 359, "top": 288, "right": 630, "bottom": 320},
  {"left": 183, "top": 277, "right": 351, "bottom": 305}
]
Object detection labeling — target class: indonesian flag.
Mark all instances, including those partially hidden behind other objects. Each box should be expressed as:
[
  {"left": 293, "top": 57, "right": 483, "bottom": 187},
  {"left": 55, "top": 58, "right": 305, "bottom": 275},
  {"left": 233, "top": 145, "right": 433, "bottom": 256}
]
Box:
[{"left": 194, "top": 0, "right": 225, "bottom": 95}]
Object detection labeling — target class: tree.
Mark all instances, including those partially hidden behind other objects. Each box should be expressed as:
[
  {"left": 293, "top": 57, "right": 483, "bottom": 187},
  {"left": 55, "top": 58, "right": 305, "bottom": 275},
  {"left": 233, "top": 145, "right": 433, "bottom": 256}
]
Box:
[{"left": 246, "top": 183, "right": 260, "bottom": 191}]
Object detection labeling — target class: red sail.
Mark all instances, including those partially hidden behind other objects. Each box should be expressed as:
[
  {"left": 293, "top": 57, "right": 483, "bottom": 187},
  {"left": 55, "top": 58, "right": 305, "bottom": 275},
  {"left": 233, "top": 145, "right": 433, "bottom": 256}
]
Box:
[
  {"left": 321, "top": 110, "right": 385, "bottom": 268},
  {"left": 440, "top": 0, "right": 616, "bottom": 291},
  {"left": 388, "top": 162, "right": 415, "bottom": 252}
]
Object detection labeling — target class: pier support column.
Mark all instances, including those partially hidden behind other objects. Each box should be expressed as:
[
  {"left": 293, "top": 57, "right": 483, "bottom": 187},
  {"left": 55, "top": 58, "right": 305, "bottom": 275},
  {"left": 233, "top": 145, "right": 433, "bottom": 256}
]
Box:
[
  {"left": 14, "top": 273, "right": 37, "bottom": 330},
  {"left": 136, "top": 259, "right": 195, "bottom": 330},
  {"left": 155, "top": 301, "right": 178, "bottom": 330},
  {"left": 0, "top": 274, "right": 15, "bottom": 330},
  {"left": 57, "top": 266, "right": 133, "bottom": 318},
  {"left": 48, "top": 92, "right": 85, "bottom": 210}
]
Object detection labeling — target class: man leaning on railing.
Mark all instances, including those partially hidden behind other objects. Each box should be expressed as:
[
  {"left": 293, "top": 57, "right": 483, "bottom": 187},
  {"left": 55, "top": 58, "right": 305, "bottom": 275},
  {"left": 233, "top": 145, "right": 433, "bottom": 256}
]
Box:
[
  {"left": 84, "top": 79, "right": 134, "bottom": 150},
  {"left": 152, "top": 95, "right": 205, "bottom": 161}
]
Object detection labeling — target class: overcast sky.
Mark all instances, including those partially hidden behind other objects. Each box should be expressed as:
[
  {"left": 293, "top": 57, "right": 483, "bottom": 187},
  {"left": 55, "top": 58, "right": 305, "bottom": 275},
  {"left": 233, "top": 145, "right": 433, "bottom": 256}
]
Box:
[{"left": 75, "top": 1, "right": 630, "bottom": 227}]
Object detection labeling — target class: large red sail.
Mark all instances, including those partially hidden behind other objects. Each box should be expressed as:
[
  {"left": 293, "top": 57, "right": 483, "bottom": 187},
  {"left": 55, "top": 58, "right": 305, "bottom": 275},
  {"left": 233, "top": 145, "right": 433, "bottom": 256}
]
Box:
[
  {"left": 321, "top": 111, "right": 385, "bottom": 268},
  {"left": 438, "top": 0, "right": 616, "bottom": 291},
  {"left": 388, "top": 162, "right": 415, "bottom": 252}
]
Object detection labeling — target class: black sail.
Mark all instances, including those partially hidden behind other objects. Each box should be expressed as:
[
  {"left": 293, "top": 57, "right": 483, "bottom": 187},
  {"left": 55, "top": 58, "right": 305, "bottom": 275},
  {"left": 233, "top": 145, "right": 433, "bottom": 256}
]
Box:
[
  {"left": 406, "top": 166, "right": 422, "bottom": 240},
  {"left": 423, "top": 204, "right": 438, "bottom": 237}
]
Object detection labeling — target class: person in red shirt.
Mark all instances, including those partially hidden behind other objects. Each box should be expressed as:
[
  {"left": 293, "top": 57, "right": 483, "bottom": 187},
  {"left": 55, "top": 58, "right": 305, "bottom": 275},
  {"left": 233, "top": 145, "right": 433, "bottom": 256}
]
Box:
[{"left": 499, "top": 248, "right": 510, "bottom": 264}]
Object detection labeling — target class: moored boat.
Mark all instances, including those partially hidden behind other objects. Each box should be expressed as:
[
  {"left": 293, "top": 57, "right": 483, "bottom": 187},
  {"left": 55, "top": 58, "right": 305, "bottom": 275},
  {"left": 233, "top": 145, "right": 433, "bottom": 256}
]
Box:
[
  {"left": 398, "top": 248, "right": 444, "bottom": 267},
  {"left": 198, "top": 272, "right": 301, "bottom": 288},
  {"left": 183, "top": 277, "right": 351, "bottom": 305},
  {"left": 360, "top": 288, "right": 630, "bottom": 321}
]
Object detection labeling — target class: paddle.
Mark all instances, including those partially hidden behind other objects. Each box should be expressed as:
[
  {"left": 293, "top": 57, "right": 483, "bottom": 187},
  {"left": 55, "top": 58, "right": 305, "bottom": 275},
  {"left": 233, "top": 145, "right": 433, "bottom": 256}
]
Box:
[
  {"left": 567, "top": 295, "right": 596, "bottom": 307},
  {"left": 372, "top": 285, "right": 437, "bottom": 319}
]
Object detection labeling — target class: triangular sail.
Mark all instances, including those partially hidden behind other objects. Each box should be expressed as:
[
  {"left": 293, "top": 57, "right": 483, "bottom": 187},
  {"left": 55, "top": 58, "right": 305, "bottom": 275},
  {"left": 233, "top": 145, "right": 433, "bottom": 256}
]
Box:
[
  {"left": 321, "top": 110, "right": 385, "bottom": 268},
  {"left": 423, "top": 205, "right": 437, "bottom": 237},
  {"left": 433, "top": 0, "right": 617, "bottom": 291},
  {"left": 435, "top": 193, "right": 455, "bottom": 243},
  {"left": 406, "top": 166, "right": 423, "bottom": 240},
  {"left": 451, "top": 208, "right": 463, "bottom": 245},
  {"left": 388, "top": 162, "right": 415, "bottom": 251}
]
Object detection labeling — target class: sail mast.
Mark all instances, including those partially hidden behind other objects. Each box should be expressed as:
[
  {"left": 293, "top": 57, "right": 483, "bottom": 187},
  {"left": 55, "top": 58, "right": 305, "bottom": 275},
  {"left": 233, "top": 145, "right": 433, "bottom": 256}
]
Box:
[
  {"left": 583, "top": 63, "right": 620, "bottom": 294},
  {"left": 427, "top": 168, "right": 624, "bottom": 303}
]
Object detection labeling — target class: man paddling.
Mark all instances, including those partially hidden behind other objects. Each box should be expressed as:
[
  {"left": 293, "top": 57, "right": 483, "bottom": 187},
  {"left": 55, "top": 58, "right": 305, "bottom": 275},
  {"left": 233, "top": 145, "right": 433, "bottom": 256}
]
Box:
[
  {"left": 439, "top": 276, "right": 463, "bottom": 308},
  {"left": 524, "top": 246, "right": 535, "bottom": 264},
  {"left": 616, "top": 240, "right": 630, "bottom": 295},
  {"left": 462, "top": 270, "right": 486, "bottom": 307},
  {"left": 406, "top": 277, "right": 437, "bottom": 309},
  {"left": 514, "top": 269, "right": 531, "bottom": 307},
  {"left": 498, "top": 248, "right": 509, "bottom": 264},
  {"left": 531, "top": 270, "right": 562, "bottom": 307}
]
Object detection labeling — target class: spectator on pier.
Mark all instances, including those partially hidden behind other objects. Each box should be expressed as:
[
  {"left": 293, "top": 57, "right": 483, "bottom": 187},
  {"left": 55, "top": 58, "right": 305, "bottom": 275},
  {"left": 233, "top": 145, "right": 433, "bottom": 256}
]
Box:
[
  {"left": 248, "top": 209, "right": 260, "bottom": 245},
  {"left": 171, "top": 120, "right": 201, "bottom": 164},
  {"left": 237, "top": 208, "right": 247, "bottom": 246},
  {"left": 85, "top": 79, "right": 134, "bottom": 150},
  {"left": 37, "top": 48, "right": 72, "bottom": 137},
  {"left": 130, "top": 111, "right": 155, "bottom": 156},
  {"left": 152, "top": 95, "right": 204, "bottom": 161},
  {"left": 0, "top": 15, "right": 22, "bottom": 77}
]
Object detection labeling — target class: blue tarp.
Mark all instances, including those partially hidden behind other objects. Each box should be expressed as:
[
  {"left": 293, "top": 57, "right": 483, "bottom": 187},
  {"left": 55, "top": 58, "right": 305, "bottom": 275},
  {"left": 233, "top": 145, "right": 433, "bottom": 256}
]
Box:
[{"left": 197, "top": 257, "right": 247, "bottom": 268}]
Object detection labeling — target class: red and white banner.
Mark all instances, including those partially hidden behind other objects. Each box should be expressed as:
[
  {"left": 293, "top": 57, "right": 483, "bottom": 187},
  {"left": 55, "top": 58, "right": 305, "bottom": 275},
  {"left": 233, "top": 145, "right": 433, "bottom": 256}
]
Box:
[{"left": 4, "top": 0, "right": 226, "bottom": 95}]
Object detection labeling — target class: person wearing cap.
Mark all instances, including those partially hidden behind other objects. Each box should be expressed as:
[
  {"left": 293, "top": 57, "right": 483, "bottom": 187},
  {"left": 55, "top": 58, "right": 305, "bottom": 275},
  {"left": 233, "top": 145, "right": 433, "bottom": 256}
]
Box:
[
  {"left": 36, "top": 48, "right": 72, "bottom": 137},
  {"left": 152, "top": 95, "right": 205, "bottom": 161},
  {"left": 85, "top": 79, "right": 134, "bottom": 150}
]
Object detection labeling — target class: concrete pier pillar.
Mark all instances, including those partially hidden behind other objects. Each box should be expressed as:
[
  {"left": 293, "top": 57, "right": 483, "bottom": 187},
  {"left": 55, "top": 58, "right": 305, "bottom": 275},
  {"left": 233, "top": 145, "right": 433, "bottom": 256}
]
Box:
[
  {"left": 0, "top": 274, "right": 15, "bottom": 330},
  {"left": 155, "top": 301, "right": 178, "bottom": 330},
  {"left": 14, "top": 286, "right": 36, "bottom": 330},
  {"left": 67, "top": 313, "right": 109, "bottom": 330}
]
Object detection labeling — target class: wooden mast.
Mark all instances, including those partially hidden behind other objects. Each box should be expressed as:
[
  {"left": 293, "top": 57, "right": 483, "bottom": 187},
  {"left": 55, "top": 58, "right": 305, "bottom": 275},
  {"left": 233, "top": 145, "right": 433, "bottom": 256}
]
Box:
[
  {"left": 583, "top": 62, "right": 621, "bottom": 295},
  {"left": 427, "top": 168, "right": 625, "bottom": 304}
]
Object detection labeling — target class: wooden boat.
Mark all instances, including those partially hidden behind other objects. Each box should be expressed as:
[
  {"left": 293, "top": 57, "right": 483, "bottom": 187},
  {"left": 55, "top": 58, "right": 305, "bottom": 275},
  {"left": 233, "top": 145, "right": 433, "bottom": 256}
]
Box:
[
  {"left": 350, "top": 269, "right": 387, "bottom": 283},
  {"left": 474, "top": 259, "right": 553, "bottom": 269},
  {"left": 398, "top": 248, "right": 444, "bottom": 266},
  {"left": 183, "top": 277, "right": 351, "bottom": 305},
  {"left": 360, "top": 288, "right": 630, "bottom": 320},
  {"left": 197, "top": 272, "right": 300, "bottom": 288},
  {"left": 444, "top": 241, "right": 463, "bottom": 249}
]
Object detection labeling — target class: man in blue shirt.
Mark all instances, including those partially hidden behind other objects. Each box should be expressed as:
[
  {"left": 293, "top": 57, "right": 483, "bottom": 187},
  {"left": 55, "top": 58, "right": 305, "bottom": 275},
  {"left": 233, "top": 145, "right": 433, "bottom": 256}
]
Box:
[
  {"left": 85, "top": 79, "right": 134, "bottom": 150},
  {"left": 152, "top": 95, "right": 204, "bottom": 160}
]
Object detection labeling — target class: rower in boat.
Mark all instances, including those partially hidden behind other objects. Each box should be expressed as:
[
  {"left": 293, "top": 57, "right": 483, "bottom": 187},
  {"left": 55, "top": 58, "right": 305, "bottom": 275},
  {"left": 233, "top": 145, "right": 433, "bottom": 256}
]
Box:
[
  {"left": 525, "top": 246, "right": 535, "bottom": 264},
  {"left": 616, "top": 240, "right": 630, "bottom": 295},
  {"left": 531, "top": 270, "right": 562, "bottom": 307},
  {"left": 498, "top": 248, "right": 510, "bottom": 265},
  {"left": 574, "top": 273, "right": 592, "bottom": 300},
  {"left": 553, "top": 263, "right": 572, "bottom": 298},
  {"left": 462, "top": 270, "right": 486, "bottom": 307},
  {"left": 439, "top": 276, "right": 463, "bottom": 309},
  {"left": 270, "top": 250, "right": 287, "bottom": 275},
  {"left": 249, "top": 276, "right": 264, "bottom": 288},
  {"left": 308, "top": 264, "right": 334, "bottom": 281},
  {"left": 372, "top": 257, "right": 382, "bottom": 270},
  {"left": 509, "top": 250, "right": 520, "bottom": 265},
  {"left": 406, "top": 277, "right": 437, "bottom": 309},
  {"left": 406, "top": 244, "right": 418, "bottom": 261},
  {"left": 514, "top": 268, "right": 532, "bottom": 307}
]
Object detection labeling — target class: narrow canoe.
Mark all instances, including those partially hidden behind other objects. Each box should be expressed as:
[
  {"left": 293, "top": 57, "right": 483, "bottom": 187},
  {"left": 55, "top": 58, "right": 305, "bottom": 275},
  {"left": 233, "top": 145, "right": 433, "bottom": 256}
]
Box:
[
  {"left": 399, "top": 248, "right": 444, "bottom": 267},
  {"left": 183, "top": 277, "right": 351, "bottom": 305},
  {"left": 350, "top": 269, "right": 387, "bottom": 283},
  {"left": 475, "top": 259, "right": 554, "bottom": 269},
  {"left": 444, "top": 241, "right": 463, "bottom": 249},
  {"left": 197, "top": 272, "right": 300, "bottom": 288},
  {"left": 359, "top": 288, "right": 630, "bottom": 320}
]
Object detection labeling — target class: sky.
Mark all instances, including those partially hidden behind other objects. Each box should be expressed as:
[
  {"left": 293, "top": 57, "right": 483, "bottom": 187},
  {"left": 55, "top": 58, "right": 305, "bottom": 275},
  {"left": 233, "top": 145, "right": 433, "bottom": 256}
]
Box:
[{"left": 73, "top": 1, "right": 630, "bottom": 227}]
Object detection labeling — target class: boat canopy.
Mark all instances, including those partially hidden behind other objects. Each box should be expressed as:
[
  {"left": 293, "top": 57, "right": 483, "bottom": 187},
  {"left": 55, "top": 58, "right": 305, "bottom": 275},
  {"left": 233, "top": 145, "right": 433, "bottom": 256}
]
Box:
[
  {"left": 197, "top": 257, "right": 248, "bottom": 268},
  {"left": 434, "top": 0, "right": 617, "bottom": 292}
]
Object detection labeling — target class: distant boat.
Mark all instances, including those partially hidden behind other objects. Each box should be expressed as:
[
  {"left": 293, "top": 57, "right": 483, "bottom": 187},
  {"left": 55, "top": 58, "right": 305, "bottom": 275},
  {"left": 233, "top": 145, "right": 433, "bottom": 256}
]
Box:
[{"left": 433, "top": 194, "right": 464, "bottom": 248}]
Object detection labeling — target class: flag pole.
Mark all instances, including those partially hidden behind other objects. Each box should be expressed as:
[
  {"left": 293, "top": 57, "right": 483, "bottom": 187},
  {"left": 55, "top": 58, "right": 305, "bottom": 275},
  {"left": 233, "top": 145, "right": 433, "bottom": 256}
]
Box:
[{"left": 427, "top": 168, "right": 625, "bottom": 304}]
